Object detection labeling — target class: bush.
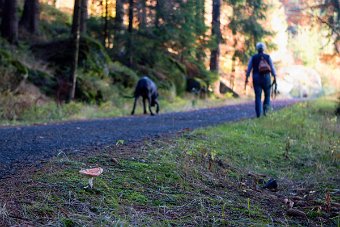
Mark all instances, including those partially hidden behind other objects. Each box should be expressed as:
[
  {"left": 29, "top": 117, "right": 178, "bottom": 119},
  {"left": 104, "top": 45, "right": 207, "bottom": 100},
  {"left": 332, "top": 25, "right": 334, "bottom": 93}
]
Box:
[
  {"left": 31, "top": 36, "right": 111, "bottom": 77},
  {"left": 0, "top": 49, "right": 28, "bottom": 92},
  {"left": 27, "top": 69, "right": 57, "bottom": 96},
  {"left": 20, "top": 101, "right": 83, "bottom": 122},
  {"left": 0, "top": 91, "right": 35, "bottom": 120},
  {"left": 76, "top": 71, "right": 112, "bottom": 103},
  {"left": 109, "top": 61, "right": 139, "bottom": 88},
  {"left": 31, "top": 37, "right": 114, "bottom": 102}
]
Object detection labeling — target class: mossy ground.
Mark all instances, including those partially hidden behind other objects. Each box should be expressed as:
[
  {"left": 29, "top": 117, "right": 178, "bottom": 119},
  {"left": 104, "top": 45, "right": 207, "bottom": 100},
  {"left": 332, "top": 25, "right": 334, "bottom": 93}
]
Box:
[{"left": 0, "top": 98, "right": 339, "bottom": 226}]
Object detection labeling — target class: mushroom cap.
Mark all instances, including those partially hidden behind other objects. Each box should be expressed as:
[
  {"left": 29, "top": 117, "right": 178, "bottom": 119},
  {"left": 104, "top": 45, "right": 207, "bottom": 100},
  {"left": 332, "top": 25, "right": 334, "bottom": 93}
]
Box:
[{"left": 79, "top": 167, "right": 103, "bottom": 177}]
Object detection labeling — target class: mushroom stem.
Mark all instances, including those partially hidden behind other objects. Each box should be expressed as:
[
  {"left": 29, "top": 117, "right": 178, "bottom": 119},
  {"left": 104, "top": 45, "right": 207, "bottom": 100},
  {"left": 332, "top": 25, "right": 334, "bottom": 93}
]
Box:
[{"left": 88, "top": 177, "right": 94, "bottom": 189}]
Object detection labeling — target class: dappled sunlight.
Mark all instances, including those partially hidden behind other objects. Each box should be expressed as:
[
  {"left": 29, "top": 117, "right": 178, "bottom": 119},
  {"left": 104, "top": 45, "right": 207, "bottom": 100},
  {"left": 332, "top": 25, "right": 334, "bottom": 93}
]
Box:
[
  {"left": 266, "top": 0, "right": 339, "bottom": 99},
  {"left": 277, "top": 65, "right": 323, "bottom": 98}
]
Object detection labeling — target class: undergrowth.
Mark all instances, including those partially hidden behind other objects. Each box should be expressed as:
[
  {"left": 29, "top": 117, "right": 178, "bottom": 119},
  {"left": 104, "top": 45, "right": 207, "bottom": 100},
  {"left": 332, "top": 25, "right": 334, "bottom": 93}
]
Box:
[
  {"left": 0, "top": 94, "right": 242, "bottom": 126},
  {"left": 0, "top": 98, "right": 339, "bottom": 226}
]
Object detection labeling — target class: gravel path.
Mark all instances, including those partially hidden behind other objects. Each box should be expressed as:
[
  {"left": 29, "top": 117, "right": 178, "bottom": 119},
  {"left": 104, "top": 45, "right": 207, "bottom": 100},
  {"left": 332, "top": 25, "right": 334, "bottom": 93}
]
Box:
[{"left": 0, "top": 99, "right": 298, "bottom": 178}]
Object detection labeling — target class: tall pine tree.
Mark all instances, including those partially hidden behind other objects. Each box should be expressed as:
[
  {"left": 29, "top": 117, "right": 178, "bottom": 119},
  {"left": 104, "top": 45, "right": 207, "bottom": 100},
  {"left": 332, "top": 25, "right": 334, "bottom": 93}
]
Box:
[
  {"left": 70, "top": 0, "right": 81, "bottom": 100},
  {"left": 1, "top": 0, "right": 18, "bottom": 44},
  {"left": 19, "top": 0, "right": 39, "bottom": 34}
]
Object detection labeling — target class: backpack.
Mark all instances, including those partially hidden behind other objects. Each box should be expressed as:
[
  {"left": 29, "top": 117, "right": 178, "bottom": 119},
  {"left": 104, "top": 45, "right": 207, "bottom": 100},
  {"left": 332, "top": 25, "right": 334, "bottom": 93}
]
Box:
[{"left": 258, "top": 55, "right": 271, "bottom": 74}]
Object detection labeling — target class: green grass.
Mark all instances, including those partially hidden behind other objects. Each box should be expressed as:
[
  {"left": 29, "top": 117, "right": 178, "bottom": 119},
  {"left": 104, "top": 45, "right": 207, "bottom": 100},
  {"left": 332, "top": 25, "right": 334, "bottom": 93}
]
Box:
[
  {"left": 187, "top": 99, "right": 339, "bottom": 180},
  {"left": 0, "top": 95, "right": 243, "bottom": 126},
  {"left": 1, "top": 98, "right": 339, "bottom": 226}
]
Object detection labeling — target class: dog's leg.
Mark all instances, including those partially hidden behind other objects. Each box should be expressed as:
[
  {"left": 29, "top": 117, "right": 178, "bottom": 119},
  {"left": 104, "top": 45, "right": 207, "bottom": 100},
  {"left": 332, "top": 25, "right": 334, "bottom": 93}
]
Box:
[
  {"left": 131, "top": 96, "right": 138, "bottom": 115},
  {"left": 143, "top": 98, "right": 147, "bottom": 114},
  {"left": 155, "top": 100, "right": 159, "bottom": 114},
  {"left": 147, "top": 96, "right": 154, "bottom": 116}
]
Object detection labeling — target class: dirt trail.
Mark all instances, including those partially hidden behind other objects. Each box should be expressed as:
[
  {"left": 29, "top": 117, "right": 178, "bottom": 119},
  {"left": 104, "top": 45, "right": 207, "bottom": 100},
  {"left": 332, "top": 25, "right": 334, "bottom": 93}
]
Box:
[{"left": 0, "top": 99, "right": 298, "bottom": 178}]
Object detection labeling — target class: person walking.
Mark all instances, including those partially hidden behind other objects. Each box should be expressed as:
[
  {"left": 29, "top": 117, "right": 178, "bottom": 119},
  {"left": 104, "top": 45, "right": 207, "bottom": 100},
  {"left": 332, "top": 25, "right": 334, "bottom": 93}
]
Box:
[{"left": 245, "top": 42, "right": 277, "bottom": 117}]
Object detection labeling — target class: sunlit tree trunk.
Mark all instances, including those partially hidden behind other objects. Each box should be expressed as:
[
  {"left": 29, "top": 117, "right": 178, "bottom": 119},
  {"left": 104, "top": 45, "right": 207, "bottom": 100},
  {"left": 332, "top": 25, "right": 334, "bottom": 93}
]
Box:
[
  {"left": 1, "top": 0, "right": 18, "bottom": 44},
  {"left": 70, "top": 0, "right": 81, "bottom": 100},
  {"left": 104, "top": 0, "right": 109, "bottom": 46},
  {"left": 20, "top": 0, "right": 39, "bottom": 34},
  {"left": 209, "top": 0, "right": 221, "bottom": 95}
]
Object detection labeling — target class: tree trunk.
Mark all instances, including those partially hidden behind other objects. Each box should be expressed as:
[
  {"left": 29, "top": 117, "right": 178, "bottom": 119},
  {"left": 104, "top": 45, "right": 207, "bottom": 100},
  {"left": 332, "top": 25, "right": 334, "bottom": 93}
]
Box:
[
  {"left": 127, "top": 0, "right": 134, "bottom": 66},
  {"left": 72, "top": 0, "right": 87, "bottom": 34},
  {"left": 80, "top": 0, "right": 88, "bottom": 34},
  {"left": 230, "top": 55, "right": 236, "bottom": 91},
  {"left": 209, "top": 0, "right": 221, "bottom": 73},
  {"left": 114, "top": 0, "right": 124, "bottom": 55},
  {"left": 209, "top": 0, "right": 221, "bottom": 95},
  {"left": 0, "top": 0, "right": 4, "bottom": 18},
  {"left": 1, "top": 0, "right": 18, "bottom": 44},
  {"left": 70, "top": 0, "right": 81, "bottom": 100},
  {"left": 115, "top": 0, "right": 124, "bottom": 31},
  {"left": 128, "top": 0, "right": 134, "bottom": 33},
  {"left": 19, "top": 0, "right": 39, "bottom": 34},
  {"left": 155, "top": 0, "right": 160, "bottom": 28},
  {"left": 138, "top": 0, "right": 146, "bottom": 30},
  {"left": 104, "top": 0, "right": 109, "bottom": 47}
]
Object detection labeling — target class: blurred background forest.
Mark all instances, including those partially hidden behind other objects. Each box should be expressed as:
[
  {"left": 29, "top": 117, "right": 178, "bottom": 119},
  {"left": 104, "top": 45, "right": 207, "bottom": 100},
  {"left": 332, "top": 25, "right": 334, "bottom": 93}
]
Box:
[{"left": 0, "top": 0, "right": 339, "bottom": 122}]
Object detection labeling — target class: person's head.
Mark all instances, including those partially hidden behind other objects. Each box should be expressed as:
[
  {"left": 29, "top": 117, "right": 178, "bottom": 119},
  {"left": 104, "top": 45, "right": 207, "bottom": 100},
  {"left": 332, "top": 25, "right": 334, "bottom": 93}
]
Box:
[{"left": 256, "top": 42, "right": 266, "bottom": 53}]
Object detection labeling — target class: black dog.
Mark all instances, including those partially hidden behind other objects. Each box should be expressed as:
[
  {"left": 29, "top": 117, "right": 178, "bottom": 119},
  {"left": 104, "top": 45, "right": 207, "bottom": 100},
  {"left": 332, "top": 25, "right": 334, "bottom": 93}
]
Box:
[{"left": 131, "top": 76, "right": 159, "bottom": 116}]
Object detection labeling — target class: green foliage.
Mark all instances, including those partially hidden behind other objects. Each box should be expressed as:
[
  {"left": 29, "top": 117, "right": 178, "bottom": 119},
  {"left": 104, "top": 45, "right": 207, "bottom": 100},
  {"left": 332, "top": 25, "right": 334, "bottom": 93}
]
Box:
[
  {"left": 0, "top": 48, "right": 28, "bottom": 92},
  {"left": 0, "top": 39, "right": 57, "bottom": 97},
  {"left": 39, "top": 3, "right": 72, "bottom": 39},
  {"left": 109, "top": 61, "right": 139, "bottom": 88},
  {"left": 31, "top": 36, "right": 115, "bottom": 102},
  {"left": 89, "top": 0, "right": 212, "bottom": 95},
  {"left": 153, "top": 55, "right": 187, "bottom": 95},
  {"left": 302, "top": 0, "right": 340, "bottom": 53},
  {"left": 27, "top": 69, "right": 57, "bottom": 96},
  {"left": 289, "top": 26, "right": 324, "bottom": 66},
  {"left": 31, "top": 36, "right": 111, "bottom": 77},
  {"left": 228, "top": 0, "right": 273, "bottom": 63},
  {"left": 78, "top": 37, "right": 112, "bottom": 77}
]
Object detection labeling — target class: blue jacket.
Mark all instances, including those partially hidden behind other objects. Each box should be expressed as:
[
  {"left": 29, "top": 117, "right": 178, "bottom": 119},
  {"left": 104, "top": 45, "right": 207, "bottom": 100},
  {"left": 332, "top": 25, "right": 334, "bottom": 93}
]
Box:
[{"left": 246, "top": 52, "right": 277, "bottom": 80}]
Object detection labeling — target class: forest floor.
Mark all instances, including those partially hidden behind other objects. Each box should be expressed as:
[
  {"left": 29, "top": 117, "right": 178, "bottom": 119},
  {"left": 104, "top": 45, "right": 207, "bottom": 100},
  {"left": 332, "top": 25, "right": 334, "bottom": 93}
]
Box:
[{"left": 0, "top": 97, "right": 339, "bottom": 226}]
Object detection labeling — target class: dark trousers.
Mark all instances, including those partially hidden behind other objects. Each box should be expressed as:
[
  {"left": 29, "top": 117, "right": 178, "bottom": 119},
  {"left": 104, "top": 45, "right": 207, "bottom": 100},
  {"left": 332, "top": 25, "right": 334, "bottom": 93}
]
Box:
[{"left": 253, "top": 74, "right": 271, "bottom": 118}]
